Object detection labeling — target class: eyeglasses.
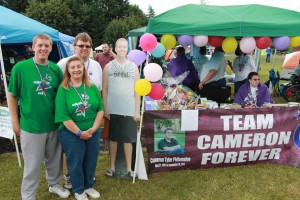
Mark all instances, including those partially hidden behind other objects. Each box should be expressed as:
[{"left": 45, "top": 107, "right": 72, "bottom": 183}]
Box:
[
  {"left": 75, "top": 44, "right": 92, "bottom": 49},
  {"left": 251, "top": 78, "right": 260, "bottom": 81}
]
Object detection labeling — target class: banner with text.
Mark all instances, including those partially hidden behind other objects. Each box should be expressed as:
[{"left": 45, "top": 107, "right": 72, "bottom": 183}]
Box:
[
  {"left": 0, "top": 106, "right": 14, "bottom": 139},
  {"left": 144, "top": 108, "right": 300, "bottom": 174}
]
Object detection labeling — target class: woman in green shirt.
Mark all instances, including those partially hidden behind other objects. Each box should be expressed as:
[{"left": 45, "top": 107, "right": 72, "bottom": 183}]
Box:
[{"left": 55, "top": 56, "right": 104, "bottom": 200}]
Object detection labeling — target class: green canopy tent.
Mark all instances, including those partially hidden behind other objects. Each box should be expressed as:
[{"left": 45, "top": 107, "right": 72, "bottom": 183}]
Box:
[
  {"left": 146, "top": 4, "right": 300, "bottom": 36},
  {"left": 128, "top": 26, "right": 146, "bottom": 37}
]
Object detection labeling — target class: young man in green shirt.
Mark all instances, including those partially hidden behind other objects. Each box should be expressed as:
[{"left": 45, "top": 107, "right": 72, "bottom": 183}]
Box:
[{"left": 8, "top": 34, "right": 70, "bottom": 200}]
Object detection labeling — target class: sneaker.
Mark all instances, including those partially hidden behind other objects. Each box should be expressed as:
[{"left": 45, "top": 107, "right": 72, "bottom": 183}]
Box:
[
  {"left": 49, "top": 184, "right": 70, "bottom": 198},
  {"left": 105, "top": 169, "right": 114, "bottom": 177},
  {"left": 127, "top": 171, "right": 138, "bottom": 178},
  {"left": 85, "top": 188, "right": 100, "bottom": 199},
  {"left": 75, "top": 192, "right": 89, "bottom": 200},
  {"left": 64, "top": 174, "right": 72, "bottom": 189}
]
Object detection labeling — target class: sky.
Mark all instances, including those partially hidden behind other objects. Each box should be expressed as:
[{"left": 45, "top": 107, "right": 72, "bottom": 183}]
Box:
[{"left": 128, "top": 0, "right": 300, "bottom": 15}]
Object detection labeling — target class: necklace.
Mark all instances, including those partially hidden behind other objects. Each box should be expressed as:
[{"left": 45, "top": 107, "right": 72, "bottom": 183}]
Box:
[
  {"left": 238, "top": 55, "right": 246, "bottom": 71},
  {"left": 33, "top": 58, "right": 49, "bottom": 95},
  {"left": 70, "top": 82, "right": 87, "bottom": 108},
  {"left": 86, "top": 59, "right": 91, "bottom": 80}
]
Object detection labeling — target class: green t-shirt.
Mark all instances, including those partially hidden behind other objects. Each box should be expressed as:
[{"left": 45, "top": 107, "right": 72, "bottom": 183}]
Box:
[
  {"left": 55, "top": 83, "right": 104, "bottom": 131},
  {"left": 8, "top": 58, "right": 63, "bottom": 133}
]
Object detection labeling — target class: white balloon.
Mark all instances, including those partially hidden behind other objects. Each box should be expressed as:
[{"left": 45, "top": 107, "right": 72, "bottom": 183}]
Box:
[
  {"left": 240, "top": 37, "right": 256, "bottom": 53},
  {"left": 193, "top": 35, "right": 208, "bottom": 47}
]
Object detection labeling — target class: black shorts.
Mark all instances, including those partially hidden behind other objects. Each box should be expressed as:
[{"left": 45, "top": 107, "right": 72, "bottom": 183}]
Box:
[{"left": 109, "top": 114, "right": 137, "bottom": 143}]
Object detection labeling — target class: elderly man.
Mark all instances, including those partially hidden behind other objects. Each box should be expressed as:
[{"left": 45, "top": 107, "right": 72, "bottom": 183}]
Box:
[{"left": 57, "top": 32, "right": 102, "bottom": 91}]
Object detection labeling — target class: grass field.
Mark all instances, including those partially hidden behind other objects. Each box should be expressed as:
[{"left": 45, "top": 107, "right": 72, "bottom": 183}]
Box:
[{"left": 1, "top": 54, "right": 299, "bottom": 200}]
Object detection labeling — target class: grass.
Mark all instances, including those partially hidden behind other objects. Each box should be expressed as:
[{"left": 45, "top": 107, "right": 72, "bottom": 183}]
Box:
[
  {"left": 1, "top": 54, "right": 298, "bottom": 200},
  {"left": 1, "top": 151, "right": 300, "bottom": 200}
]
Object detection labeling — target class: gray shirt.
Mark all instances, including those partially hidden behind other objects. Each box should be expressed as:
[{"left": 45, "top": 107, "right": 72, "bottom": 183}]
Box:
[
  {"left": 107, "top": 60, "right": 136, "bottom": 116},
  {"left": 200, "top": 52, "right": 226, "bottom": 84}
]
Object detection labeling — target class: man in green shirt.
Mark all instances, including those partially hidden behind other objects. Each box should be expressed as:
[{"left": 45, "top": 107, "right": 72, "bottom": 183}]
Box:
[{"left": 8, "top": 34, "right": 70, "bottom": 200}]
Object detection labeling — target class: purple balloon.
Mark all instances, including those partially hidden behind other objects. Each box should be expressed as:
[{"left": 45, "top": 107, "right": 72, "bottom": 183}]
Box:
[
  {"left": 178, "top": 35, "right": 193, "bottom": 46},
  {"left": 128, "top": 50, "right": 147, "bottom": 66},
  {"left": 273, "top": 36, "right": 290, "bottom": 50}
]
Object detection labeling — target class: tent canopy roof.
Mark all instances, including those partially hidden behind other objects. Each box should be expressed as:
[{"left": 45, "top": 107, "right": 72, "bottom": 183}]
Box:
[
  {"left": 146, "top": 4, "right": 300, "bottom": 37},
  {"left": 0, "top": 5, "right": 59, "bottom": 44},
  {"left": 128, "top": 26, "right": 146, "bottom": 37}
]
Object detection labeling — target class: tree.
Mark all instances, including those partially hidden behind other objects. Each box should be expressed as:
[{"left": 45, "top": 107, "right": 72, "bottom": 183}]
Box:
[
  {"left": 102, "top": 15, "right": 142, "bottom": 44},
  {"left": 94, "top": 2, "right": 146, "bottom": 46},
  {"left": 1, "top": 0, "right": 29, "bottom": 13},
  {"left": 147, "top": 5, "right": 155, "bottom": 19},
  {"left": 25, "top": 0, "right": 75, "bottom": 35}
]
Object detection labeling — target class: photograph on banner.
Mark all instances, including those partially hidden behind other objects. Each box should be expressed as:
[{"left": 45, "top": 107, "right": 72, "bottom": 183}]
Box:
[{"left": 154, "top": 118, "right": 185, "bottom": 154}]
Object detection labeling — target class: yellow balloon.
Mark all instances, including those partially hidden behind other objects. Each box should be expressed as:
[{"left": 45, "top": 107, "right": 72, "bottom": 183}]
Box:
[
  {"left": 135, "top": 79, "right": 152, "bottom": 96},
  {"left": 222, "top": 36, "right": 238, "bottom": 53},
  {"left": 290, "top": 36, "right": 300, "bottom": 47},
  {"left": 161, "top": 34, "right": 176, "bottom": 49}
]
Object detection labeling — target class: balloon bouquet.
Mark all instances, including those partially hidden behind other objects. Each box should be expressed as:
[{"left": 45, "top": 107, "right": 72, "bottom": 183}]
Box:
[{"left": 129, "top": 33, "right": 165, "bottom": 182}]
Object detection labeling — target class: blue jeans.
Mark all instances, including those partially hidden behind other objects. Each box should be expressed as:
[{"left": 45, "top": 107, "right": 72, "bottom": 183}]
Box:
[
  {"left": 166, "top": 148, "right": 185, "bottom": 154},
  {"left": 58, "top": 128, "right": 100, "bottom": 194}
]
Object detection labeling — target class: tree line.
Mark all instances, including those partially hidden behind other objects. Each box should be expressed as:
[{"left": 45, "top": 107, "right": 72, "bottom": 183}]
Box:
[{"left": 1, "top": 0, "right": 156, "bottom": 47}]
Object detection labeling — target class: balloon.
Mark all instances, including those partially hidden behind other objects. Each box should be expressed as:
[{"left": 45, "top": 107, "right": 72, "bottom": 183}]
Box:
[
  {"left": 127, "top": 50, "right": 147, "bottom": 66},
  {"left": 193, "top": 35, "right": 208, "bottom": 47},
  {"left": 239, "top": 37, "right": 256, "bottom": 53},
  {"left": 208, "top": 36, "right": 224, "bottom": 47},
  {"left": 161, "top": 34, "right": 176, "bottom": 49},
  {"left": 143, "top": 63, "right": 163, "bottom": 82},
  {"left": 222, "top": 36, "right": 238, "bottom": 53},
  {"left": 255, "top": 37, "right": 271, "bottom": 49},
  {"left": 148, "top": 83, "right": 165, "bottom": 100},
  {"left": 151, "top": 42, "right": 166, "bottom": 58},
  {"left": 135, "top": 79, "right": 152, "bottom": 96},
  {"left": 273, "top": 36, "right": 290, "bottom": 50},
  {"left": 139, "top": 33, "right": 157, "bottom": 51},
  {"left": 177, "top": 35, "right": 193, "bottom": 46},
  {"left": 290, "top": 36, "right": 300, "bottom": 47}
]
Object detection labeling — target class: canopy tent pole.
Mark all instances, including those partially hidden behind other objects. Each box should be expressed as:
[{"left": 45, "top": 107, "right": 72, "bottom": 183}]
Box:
[
  {"left": 272, "top": 49, "right": 277, "bottom": 69},
  {"left": 254, "top": 47, "right": 261, "bottom": 72},
  {"left": 0, "top": 36, "right": 22, "bottom": 167}
]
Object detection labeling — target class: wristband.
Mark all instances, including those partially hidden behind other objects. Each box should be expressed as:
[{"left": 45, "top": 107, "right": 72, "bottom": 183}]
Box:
[{"left": 76, "top": 130, "right": 82, "bottom": 137}]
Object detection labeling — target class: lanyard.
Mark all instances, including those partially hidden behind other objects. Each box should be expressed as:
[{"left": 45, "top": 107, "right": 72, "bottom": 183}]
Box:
[
  {"left": 33, "top": 58, "right": 49, "bottom": 85},
  {"left": 86, "top": 59, "right": 91, "bottom": 80},
  {"left": 70, "top": 82, "right": 87, "bottom": 107}
]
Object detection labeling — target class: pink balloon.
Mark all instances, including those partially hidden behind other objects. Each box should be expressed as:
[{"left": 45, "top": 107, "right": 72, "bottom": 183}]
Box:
[
  {"left": 193, "top": 35, "right": 208, "bottom": 47},
  {"left": 139, "top": 33, "right": 157, "bottom": 51},
  {"left": 143, "top": 63, "right": 163, "bottom": 82},
  {"left": 178, "top": 35, "right": 193, "bottom": 46},
  {"left": 128, "top": 50, "right": 147, "bottom": 66},
  {"left": 239, "top": 37, "right": 256, "bottom": 53},
  {"left": 149, "top": 83, "right": 165, "bottom": 100}
]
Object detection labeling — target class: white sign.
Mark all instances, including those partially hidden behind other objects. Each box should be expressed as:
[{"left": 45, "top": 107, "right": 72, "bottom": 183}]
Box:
[
  {"left": 0, "top": 106, "right": 13, "bottom": 139},
  {"left": 181, "top": 110, "right": 199, "bottom": 131}
]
